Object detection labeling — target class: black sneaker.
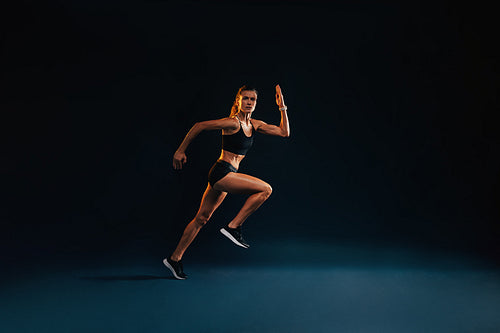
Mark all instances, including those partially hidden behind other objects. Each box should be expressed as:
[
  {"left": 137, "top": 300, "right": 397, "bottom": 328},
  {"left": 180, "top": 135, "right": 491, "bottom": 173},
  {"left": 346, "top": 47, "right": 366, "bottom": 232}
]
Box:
[
  {"left": 163, "top": 257, "right": 187, "bottom": 280},
  {"left": 220, "top": 226, "right": 250, "bottom": 248}
]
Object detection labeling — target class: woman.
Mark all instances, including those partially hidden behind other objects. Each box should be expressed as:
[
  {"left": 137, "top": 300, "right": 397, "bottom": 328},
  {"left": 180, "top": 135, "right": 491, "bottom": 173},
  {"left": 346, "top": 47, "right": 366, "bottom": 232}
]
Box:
[{"left": 164, "top": 84, "right": 290, "bottom": 279}]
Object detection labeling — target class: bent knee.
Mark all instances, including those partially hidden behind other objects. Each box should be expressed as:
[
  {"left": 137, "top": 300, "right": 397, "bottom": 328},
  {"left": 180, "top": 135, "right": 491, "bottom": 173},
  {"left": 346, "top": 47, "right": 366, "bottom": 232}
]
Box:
[
  {"left": 194, "top": 213, "right": 211, "bottom": 227},
  {"left": 261, "top": 183, "right": 272, "bottom": 198}
]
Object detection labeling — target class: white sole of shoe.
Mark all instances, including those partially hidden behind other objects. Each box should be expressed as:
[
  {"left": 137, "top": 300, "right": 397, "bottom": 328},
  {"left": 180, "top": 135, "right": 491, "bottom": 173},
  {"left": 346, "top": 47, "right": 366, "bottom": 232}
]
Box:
[
  {"left": 163, "top": 258, "right": 186, "bottom": 280},
  {"left": 220, "top": 228, "right": 250, "bottom": 248}
]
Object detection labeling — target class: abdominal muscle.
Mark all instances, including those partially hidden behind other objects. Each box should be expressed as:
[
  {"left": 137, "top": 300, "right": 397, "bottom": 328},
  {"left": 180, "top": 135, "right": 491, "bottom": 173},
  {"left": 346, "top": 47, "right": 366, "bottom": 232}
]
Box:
[{"left": 218, "top": 150, "right": 245, "bottom": 170}]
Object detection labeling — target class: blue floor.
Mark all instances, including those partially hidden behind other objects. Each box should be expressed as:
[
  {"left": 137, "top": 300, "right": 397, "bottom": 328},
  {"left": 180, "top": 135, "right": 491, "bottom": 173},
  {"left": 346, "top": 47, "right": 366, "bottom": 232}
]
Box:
[{"left": 2, "top": 242, "right": 500, "bottom": 333}]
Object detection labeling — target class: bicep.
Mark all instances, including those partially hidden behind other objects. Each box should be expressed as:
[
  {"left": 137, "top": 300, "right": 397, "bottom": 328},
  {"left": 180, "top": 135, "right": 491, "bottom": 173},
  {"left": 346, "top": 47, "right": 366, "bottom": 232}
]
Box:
[{"left": 253, "top": 119, "right": 285, "bottom": 137}]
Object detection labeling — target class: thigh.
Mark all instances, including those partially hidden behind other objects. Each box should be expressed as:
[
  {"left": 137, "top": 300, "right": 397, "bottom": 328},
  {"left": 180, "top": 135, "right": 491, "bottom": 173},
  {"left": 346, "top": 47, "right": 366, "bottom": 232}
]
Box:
[
  {"left": 196, "top": 184, "right": 227, "bottom": 217},
  {"left": 213, "top": 172, "right": 270, "bottom": 195}
]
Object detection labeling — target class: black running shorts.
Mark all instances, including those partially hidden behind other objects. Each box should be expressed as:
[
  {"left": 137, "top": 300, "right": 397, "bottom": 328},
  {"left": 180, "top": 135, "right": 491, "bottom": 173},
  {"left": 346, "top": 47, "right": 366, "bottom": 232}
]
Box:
[{"left": 208, "top": 160, "right": 237, "bottom": 187}]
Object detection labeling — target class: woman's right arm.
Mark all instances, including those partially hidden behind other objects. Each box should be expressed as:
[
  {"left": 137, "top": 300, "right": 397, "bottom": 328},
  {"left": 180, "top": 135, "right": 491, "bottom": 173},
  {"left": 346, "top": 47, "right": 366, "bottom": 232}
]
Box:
[{"left": 173, "top": 117, "right": 238, "bottom": 170}]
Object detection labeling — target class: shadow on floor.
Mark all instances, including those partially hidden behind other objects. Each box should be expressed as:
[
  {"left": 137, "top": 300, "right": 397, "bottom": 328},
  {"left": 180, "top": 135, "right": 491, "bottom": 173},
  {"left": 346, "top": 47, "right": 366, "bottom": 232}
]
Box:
[{"left": 80, "top": 275, "right": 177, "bottom": 281}]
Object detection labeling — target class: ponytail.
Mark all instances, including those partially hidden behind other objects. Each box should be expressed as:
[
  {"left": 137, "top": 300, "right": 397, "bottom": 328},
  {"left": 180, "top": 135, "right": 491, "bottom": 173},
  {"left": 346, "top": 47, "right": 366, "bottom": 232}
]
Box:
[{"left": 229, "top": 101, "right": 239, "bottom": 118}]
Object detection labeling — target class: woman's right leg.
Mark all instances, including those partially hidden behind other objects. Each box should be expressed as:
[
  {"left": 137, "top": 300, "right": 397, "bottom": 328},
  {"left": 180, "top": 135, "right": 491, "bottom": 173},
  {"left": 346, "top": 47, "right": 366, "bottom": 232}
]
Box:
[{"left": 171, "top": 184, "right": 227, "bottom": 261}]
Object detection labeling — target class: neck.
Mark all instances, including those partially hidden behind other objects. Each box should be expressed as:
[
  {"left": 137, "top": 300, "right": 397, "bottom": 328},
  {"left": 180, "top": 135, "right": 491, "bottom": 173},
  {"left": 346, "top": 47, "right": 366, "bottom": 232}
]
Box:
[{"left": 237, "top": 111, "right": 251, "bottom": 122}]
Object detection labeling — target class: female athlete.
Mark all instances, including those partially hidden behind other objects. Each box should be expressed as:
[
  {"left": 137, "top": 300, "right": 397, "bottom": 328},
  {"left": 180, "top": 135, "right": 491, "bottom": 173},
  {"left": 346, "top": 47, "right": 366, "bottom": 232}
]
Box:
[{"left": 164, "top": 84, "right": 290, "bottom": 279}]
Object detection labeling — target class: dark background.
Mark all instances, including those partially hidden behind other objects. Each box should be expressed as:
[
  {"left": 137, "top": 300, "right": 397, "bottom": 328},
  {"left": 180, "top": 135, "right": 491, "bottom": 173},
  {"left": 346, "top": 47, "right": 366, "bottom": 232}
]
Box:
[{"left": 2, "top": 0, "right": 499, "bottom": 265}]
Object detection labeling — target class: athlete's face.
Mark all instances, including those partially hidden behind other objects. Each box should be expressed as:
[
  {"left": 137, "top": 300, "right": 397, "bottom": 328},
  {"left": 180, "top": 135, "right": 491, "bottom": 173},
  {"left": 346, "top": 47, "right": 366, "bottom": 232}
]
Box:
[{"left": 238, "top": 90, "right": 257, "bottom": 113}]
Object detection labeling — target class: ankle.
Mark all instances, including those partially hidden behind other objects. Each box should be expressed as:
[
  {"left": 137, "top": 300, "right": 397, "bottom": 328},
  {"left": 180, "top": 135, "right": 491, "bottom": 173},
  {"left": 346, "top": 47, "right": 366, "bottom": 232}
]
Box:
[{"left": 170, "top": 255, "right": 181, "bottom": 262}]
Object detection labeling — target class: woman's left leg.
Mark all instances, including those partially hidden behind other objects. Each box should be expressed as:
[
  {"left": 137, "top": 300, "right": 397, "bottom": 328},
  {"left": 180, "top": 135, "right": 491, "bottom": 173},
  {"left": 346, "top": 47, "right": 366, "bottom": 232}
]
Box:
[
  {"left": 213, "top": 172, "right": 272, "bottom": 248},
  {"left": 214, "top": 172, "right": 272, "bottom": 227}
]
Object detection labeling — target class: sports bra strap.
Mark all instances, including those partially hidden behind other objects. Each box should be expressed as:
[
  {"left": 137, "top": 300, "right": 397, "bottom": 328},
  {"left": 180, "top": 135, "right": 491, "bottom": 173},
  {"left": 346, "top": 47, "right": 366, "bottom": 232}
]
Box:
[{"left": 233, "top": 116, "right": 253, "bottom": 131}]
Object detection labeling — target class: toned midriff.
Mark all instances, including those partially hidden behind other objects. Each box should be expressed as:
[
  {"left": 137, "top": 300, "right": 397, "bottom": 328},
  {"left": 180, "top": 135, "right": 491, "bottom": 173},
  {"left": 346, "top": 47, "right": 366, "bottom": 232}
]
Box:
[{"left": 218, "top": 150, "right": 245, "bottom": 170}]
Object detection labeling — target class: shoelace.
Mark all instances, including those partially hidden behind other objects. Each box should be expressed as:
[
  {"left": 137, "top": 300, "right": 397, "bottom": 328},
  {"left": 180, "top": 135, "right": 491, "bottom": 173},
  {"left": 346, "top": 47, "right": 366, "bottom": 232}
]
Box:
[{"left": 234, "top": 227, "right": 243, "bottom": 239}]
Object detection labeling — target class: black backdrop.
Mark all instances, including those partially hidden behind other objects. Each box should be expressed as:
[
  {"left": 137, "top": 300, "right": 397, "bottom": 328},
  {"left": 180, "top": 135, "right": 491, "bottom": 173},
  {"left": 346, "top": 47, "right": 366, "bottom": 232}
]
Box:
[{"left": 3, "top": 0, "right": 499, "bottom": 263}]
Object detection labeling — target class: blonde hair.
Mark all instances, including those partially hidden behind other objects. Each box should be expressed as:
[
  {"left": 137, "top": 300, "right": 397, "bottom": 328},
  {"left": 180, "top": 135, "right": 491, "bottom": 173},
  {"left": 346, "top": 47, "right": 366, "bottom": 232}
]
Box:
[{"left": 229, "top": 85, "right": 258, "bottom": 117}]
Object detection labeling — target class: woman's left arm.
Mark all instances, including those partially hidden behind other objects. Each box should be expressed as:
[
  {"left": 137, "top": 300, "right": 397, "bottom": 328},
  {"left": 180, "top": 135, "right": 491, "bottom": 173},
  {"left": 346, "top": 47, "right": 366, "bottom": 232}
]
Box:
[{"left": 252, "top": 84, "right": 290, "bottom": 137}]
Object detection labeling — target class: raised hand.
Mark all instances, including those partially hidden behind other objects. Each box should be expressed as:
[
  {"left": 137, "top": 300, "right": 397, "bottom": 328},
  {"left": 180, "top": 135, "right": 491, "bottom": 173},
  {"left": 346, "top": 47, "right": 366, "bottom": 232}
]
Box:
[
  {"left": 275, "top": 84, "right": 286, "bottom": 110},
  {"left": 173, "top": 150, "right": 187, "bottom": 170}
]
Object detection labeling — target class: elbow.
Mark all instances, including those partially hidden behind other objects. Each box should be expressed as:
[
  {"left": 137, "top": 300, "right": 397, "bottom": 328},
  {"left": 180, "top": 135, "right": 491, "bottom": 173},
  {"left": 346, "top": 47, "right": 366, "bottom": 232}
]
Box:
[
  {"left": 282, "top": 131, "right": 290, "bottom": 138},
  {"left": 193, "top": 122, "right": 204, "bottom": 132}
]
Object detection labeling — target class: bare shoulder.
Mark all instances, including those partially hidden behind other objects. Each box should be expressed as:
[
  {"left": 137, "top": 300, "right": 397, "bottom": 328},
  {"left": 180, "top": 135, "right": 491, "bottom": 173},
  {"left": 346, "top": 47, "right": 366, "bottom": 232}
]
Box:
[
  {"left": 223, "top": 117, "right": 240, "bottom": 130},
  {"left": 250, "top": 118, "right": 266, "bottom": 130},
  {"left": 198, "top": 117, "right": 239, "bottom": 131}
]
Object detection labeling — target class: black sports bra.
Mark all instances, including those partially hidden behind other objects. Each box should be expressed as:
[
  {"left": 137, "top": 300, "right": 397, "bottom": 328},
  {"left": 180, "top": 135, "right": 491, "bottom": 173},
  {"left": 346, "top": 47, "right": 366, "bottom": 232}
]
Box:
[{"left": 221, "top": 117, "right": 254, "bottom": 155}]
